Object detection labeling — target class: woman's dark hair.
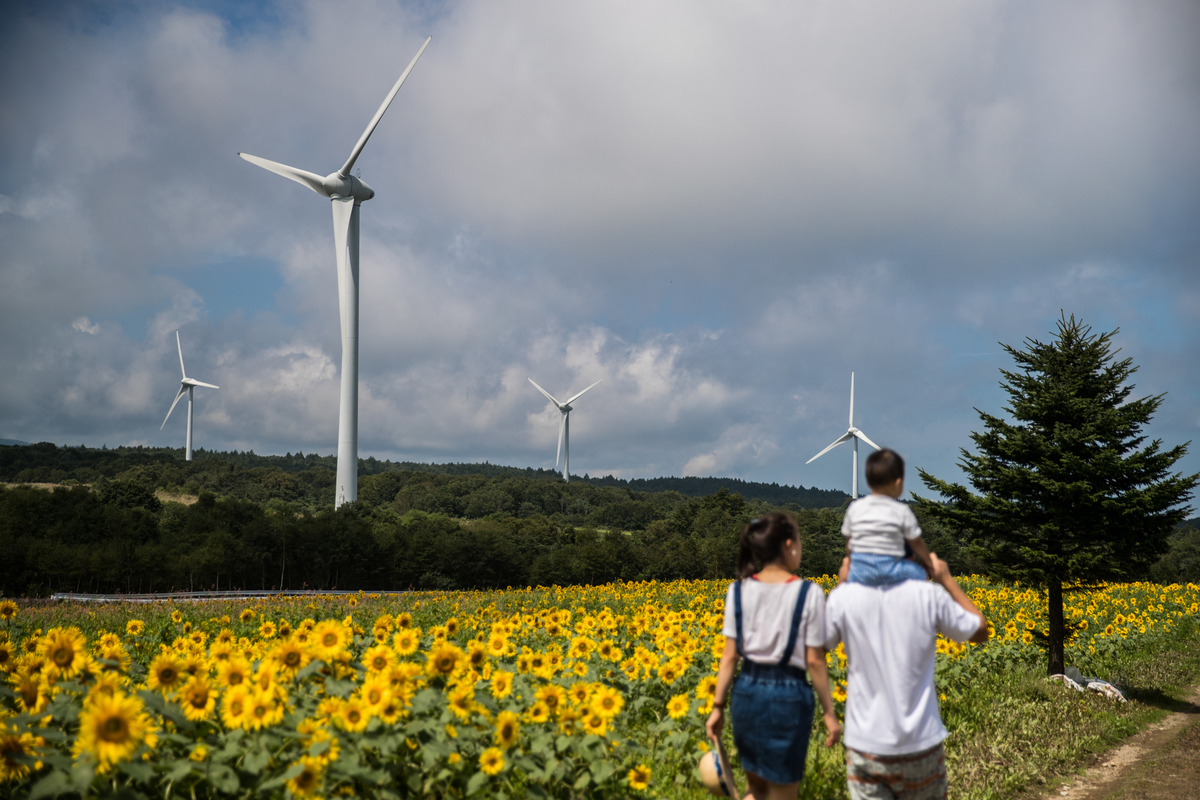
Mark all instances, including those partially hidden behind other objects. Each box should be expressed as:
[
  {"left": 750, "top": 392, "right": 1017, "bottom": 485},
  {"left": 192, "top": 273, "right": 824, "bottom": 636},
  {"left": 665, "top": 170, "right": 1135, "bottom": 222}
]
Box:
[{"left": 737, "top": 512, "right": 800, "bottom": 579}]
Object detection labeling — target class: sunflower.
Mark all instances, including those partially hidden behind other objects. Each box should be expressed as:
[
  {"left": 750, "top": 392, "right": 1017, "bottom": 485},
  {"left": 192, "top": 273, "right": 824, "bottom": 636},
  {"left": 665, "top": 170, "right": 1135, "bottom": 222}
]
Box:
[
  {"left": 188, "top": 630, "right": 207, "bottom": 647},
  {"left": 39, "top": 626, "right": 88, "bottom": 680},
  {"left": 335, "top": 697, "right": 371, "bottom": 733},
  {"left": 425, "top": 642, "right": 464, "bottom": 679},
  {"left": 571, "top": 662, "right": 588, "bottom": 677},
  {"left": 486, "top": 633, "right": 508, "bottom": 658},
  {"left": 568, "top": 682, "right": 593, "bottom": 707},
  {"left": 494, "top": 710, "right": 520, "bottom": 750},
  {"left": 582, "top": 710, "right": 609, "bottom": 736},
  {"left": 0, "top": 600, "right": 17, "bottom": 620},
  {"left": 466, "top": 642, "right": 487, "bottom": 671},
  {"left": 216, "top": 656, "right": 252, "bottom": 689},
  {"left": 378, "top": 696, "right": 406, "bottom": 724},
  {"left": 490, "top": 670, "right": 514, "bottom": 700},
  {"left": 0, "top": 641, "right": 18, "bottom": 673},
  {"left": 535, "top": 684, "right": 566, "bottom": 716},
  {"left": 568, "top": 637, "right": 595, "bottom": 659},
  {"left": 179, "top": 675, "right": 217, "bottom": 722},
  {"left": 666, "top": 692, "right": 689, "bottom": 719},
  {"left": 696, "top": 675, "right": 718, "bottom": 700},
  {"left": 88, "top": 671, "right": 125, "bottom": 702},
  {"left": 286, "top": 756, "right": 324, "bottom": 798},
  {"left": 311, "top": 620, "right": 349, "bottom": 662},
  {"left": 239, "top": 608, "right": 256, "bottom": 623},
  {"left": 146, "top": 653, "right": 186, "bottom": 694},
  {"left": 479, "top": 746, "right": 505, "bottom": 776},
  {"left": 258, "top": 621, "right": 277, "bottom": 640},
  {"left": 627, "top": 763, "right": 651, "bottom": 791},
  {"left": 270, "top": 639, "right": 310, "bottom": 679},
  {"left": 220, "top": 685, "right": 251, "bottom": 730},
  {"left": 171, "top": 610, "right": 183, "bottom": 624},
  {"left": 392, "top": 628, "right": 421, "bottom": 656},
  {"left": 591, "top": 685, "right": 624, "bottom": 719},
  {"left": 359, "top": 676, "right": 392, "bottom": 712},
  {"left": 447, "top": 686, "right": 475, "bottom": 720},
  {"left": 96, "top": 631, "right": 121, "bottom": 649},
  {"left": 0, "top": 727, "right": 40, "bottom": 782},
  {"left": 396, "top": 612, "right": 413, "bottom": 628},
  {"left": 526, "top": 701, "right": 550, "bottom": 724},
  {"left": 73, "top": 690, "right": 154, "bottom": 773},
  {"left": 215, "top": 628, "right": 236, "bottom": 645},
  {"left": 657, "top": 660, "right": 682, "bottom": 684},
  {"left": 363, "top": 644, "right": 397, "bottom": 674},
  {"left": 557, "top": 706, "right": 579, "bottom": 735},
  {"left": 445, "top": 617, "right": 459, "bottom": 637},
  {"left": 278, "top": 620, "right": 292, "bottom": 637},
  {"left": 14, "top": 672, "right": 49, "bottom": 715},
  {"left": 620, "top": 658, "right": 640, "bottom": 680},
  {"left": 246, "top": 688, "right": 283, "bottom": 730}
]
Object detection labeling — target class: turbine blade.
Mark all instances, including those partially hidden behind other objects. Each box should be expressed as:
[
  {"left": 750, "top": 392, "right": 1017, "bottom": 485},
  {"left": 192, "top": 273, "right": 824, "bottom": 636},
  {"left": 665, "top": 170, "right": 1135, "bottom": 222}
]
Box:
[
  {"left": 849, "top": 372, "right": 855, "bottom": 428},
  {"left": 187, "top": 380, "right": 220, "bottom": 390},
  {"left": 556, "top": 412, "right": 567, "bottom": 467},
  {"left": 161, "top": 385, "right": 187, "bottom": 429},
  {"left": 239, "top": 153, "right": 327, "bottom": 195},
  {"left": 527, "top": 378, "right": 560, "bottom": 405},
  {"left": 854, "top": 430, "right": 882, "bottom": 451},
  {"left": 564, "top": 379, "right": 602, "bottom": 406},
  {"left": 805, "top": 432, "right": 853, "bottom": 464},
  {"left": 339, "top": 36, "right": 431, "bottom": 178},
  {"left": 176, "top": 331, "right": 186, "bottom": 378}
]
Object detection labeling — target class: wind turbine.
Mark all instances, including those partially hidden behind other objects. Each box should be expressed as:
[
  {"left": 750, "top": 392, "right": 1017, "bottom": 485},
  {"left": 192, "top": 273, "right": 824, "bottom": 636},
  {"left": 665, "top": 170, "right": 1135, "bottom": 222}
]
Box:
[
  {"left": 161, "top": 331, "right": 219, "bottom": 462},
  {"left": 239, "top": 37, "right": 431, "bottom": 508},
  {"left": 806, "top": 372, "right": 881, "bottom": 498},
  {"left": 528, "top": 378, "right": 601, "bottom": 483}
]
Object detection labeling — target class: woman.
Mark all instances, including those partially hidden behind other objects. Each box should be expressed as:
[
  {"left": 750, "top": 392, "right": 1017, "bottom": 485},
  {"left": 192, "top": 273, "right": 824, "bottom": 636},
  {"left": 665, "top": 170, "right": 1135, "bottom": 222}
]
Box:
[{"left": 706, "top": 513, "right": 842, "bottom": 800}]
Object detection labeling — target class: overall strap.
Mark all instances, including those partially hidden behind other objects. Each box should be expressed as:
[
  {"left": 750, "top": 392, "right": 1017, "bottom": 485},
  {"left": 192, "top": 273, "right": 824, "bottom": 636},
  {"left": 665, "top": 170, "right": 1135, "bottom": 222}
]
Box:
[
  {"left": 733, "top": 580, "right": 745, "bottom": 658},
  {"left": 777, "top": 580, "right": 812, "bottom": 666}
]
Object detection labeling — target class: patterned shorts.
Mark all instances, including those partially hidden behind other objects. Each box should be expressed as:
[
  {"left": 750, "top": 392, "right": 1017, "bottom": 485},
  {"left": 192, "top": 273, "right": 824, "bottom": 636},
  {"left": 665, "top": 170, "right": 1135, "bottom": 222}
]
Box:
[{"left": 845, "top": 744, "right": 947, "bottom": 800}]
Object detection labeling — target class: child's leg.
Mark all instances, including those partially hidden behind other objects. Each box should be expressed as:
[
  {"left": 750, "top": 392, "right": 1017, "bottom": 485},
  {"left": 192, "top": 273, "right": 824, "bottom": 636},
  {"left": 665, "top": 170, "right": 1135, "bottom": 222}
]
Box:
[{"left": 848, "top": 553, "right": 925, "bottom": 586}]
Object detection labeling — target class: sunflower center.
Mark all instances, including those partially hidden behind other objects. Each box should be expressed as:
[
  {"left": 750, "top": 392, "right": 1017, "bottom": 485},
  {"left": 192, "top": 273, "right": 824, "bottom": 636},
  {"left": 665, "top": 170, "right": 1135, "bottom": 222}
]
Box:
[
  {"left": 52, "top": 646, "right": 73, "bottom": 666},
  {"left": 100, "top": 715, "right": 129, "bottom": 742}
]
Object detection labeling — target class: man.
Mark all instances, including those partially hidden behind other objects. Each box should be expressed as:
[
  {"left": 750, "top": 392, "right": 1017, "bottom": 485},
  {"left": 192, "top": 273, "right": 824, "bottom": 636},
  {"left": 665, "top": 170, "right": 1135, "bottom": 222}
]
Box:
[{"left": 825, "top": 553, "right": 989, "bottom": 799}]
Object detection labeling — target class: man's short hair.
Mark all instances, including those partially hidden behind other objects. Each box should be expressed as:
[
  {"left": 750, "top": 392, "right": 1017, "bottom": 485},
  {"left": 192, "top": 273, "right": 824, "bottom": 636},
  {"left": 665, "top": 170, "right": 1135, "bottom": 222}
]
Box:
[{"left": 865, "top": 448, "right": 904, "bottom": 489}]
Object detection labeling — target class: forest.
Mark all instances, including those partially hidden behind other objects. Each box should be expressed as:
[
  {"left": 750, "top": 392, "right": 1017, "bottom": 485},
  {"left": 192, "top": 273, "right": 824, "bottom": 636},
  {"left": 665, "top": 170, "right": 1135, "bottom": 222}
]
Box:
[{"left": 0, "top": 443, "right": 1195, "bottom": 597}]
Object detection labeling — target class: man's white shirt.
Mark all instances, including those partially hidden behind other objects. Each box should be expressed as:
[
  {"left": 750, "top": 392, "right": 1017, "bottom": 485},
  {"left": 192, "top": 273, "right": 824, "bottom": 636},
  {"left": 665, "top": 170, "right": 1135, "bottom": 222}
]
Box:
[{"left": 824, "top": 580, "right": 982, "bottom": 755}]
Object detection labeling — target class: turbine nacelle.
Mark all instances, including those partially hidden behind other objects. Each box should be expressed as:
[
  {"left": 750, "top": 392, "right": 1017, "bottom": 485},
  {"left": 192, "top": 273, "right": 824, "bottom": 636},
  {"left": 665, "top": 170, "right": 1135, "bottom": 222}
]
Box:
[{"left": 323, "top": 172, "right": 375, "bottom": 202}]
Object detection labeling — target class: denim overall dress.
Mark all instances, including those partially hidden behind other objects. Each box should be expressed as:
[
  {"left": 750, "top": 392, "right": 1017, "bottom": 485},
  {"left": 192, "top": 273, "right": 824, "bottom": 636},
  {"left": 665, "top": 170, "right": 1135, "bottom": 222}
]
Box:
[{"left": 729, "top": 578, "right": 816, "bottom": 785}]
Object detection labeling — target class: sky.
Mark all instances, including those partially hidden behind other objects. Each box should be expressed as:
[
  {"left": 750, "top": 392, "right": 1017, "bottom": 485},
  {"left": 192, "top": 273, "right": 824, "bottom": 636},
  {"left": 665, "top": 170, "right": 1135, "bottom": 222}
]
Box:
[{"left": 1, "top": 0, "right": 1198, "bottom": 499}]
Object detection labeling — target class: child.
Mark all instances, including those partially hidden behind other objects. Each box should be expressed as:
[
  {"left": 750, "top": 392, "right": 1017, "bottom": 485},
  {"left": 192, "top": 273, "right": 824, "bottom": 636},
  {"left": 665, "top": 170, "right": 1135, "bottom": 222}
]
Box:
[
  {"left": 706, "top": 513, "right": 841, "bottom": 800},
  {"left": 840, "top": 448, "right": 932, "bottom": 586}
]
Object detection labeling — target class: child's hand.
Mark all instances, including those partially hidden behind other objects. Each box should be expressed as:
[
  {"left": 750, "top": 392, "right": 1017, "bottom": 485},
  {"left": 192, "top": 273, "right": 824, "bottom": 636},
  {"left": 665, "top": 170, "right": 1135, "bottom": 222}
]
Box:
[{"left": 823, "top": 710, "right": 842, "bottom": 747}]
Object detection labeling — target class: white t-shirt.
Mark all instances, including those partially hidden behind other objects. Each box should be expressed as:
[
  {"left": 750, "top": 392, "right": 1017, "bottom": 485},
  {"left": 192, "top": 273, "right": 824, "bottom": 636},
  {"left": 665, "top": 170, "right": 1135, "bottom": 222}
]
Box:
[
  {"left": 841, "top": 494, "right": 922, "bottom": 557},
  {"left": 824, "top": 581, "right": 982, "bottom": 756},
  {"left": 721, "top": 577, "right": 827, "bottom": 670}
]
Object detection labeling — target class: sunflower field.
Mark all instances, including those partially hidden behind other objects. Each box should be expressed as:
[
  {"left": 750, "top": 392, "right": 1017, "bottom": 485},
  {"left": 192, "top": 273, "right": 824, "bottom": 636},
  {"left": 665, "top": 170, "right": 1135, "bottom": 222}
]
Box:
[{"left": 1, "top": 577, "right": 1198, "bottom": 799}]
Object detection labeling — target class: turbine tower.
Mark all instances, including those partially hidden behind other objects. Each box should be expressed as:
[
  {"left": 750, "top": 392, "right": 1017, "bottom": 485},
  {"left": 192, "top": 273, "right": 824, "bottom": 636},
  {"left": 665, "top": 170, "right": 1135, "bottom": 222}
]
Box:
[
  {"left": 528, "top": 378, "right": 601, "bottom": 483},
  {"left": 239, "top": 37, "right": 430, "bottom": 508},
  {"left": 805, "top": 372, "right": 881, "bottom": 498},
  {"left": 161, "top": 331, "right": 219, "bottom": 462}
]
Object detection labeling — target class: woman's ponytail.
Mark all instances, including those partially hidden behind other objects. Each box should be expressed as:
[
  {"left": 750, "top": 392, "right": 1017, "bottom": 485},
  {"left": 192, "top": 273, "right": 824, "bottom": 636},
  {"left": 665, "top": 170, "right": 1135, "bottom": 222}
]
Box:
[{"left": 736, "top": 513, "right": 799, "bottom": 579}]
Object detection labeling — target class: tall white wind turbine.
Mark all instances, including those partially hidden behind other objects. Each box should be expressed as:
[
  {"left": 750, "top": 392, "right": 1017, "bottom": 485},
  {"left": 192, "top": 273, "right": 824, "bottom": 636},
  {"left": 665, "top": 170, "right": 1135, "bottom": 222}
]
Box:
[
  {"left": 239, "top": 38, "right": 431, "bottom": 508},
  {"left": 805, "top": 372, "right": 881, "bottom": 498},
  {"left": 161, "top": 331, "right": 219, "bottom": 462},
  {"left": 528, "top": 378, "right": 602, "bottom": 483}
]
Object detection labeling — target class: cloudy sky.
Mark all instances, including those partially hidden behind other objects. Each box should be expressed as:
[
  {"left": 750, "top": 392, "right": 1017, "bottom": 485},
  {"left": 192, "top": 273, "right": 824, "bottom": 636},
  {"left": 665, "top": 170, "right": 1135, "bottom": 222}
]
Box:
[{"left": 1, "top": 0, "right": 1197, "bottom": 497}]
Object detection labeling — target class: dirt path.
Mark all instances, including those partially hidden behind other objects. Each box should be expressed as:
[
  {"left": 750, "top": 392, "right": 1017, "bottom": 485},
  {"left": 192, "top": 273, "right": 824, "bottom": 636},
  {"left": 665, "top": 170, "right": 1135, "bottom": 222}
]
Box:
[{"left": 1048, "top": 686, "right": 1200, "bottom": 800}]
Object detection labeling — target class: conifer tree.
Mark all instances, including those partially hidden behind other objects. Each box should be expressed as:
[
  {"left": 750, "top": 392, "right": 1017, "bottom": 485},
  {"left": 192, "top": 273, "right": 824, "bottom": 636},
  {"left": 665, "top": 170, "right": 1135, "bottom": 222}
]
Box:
[{"left": 915, "top": 314, "right": 1197, "bottom": 675}]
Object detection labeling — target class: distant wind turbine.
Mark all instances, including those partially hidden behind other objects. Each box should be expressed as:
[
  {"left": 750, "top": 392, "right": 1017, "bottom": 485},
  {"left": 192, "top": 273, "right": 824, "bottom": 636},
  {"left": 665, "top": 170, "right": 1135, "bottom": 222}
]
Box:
[
  {"left": 806, "top": 372, "right": 881, "bottom": 498},
  {"left": 528, "top": 378, "right": 601, "bottom": 483},
  {"left": 161, "top": 331, "right": 219, "bottom": 462},
  {"left": 239, "top": 37, "right": 431, "bottom": 508}
]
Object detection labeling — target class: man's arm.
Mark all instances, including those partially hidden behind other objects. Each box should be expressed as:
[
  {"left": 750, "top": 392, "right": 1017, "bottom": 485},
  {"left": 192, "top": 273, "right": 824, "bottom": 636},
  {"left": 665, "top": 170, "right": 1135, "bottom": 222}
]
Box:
[{"left": 929, "top": 553, "right": 989, "bottom": 643}]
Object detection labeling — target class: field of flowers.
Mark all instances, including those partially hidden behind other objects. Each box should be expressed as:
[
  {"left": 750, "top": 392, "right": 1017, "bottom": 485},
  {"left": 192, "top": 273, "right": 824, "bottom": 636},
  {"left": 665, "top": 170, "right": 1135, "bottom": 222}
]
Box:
[{"left": 1, "top": 577, "right": 1198, "bottom": 799}]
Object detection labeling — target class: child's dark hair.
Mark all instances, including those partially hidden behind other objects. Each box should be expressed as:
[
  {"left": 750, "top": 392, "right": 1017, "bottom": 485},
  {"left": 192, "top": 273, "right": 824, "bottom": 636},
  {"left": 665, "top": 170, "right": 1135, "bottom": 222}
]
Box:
[
  {"left": 865, "top": 448, "right": 904, "bottom": 489},
  {"left": 737, "top": 512, "right": 799, "bottom": 579}
]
